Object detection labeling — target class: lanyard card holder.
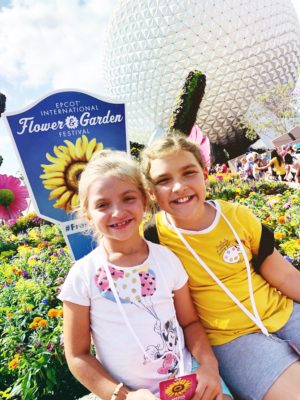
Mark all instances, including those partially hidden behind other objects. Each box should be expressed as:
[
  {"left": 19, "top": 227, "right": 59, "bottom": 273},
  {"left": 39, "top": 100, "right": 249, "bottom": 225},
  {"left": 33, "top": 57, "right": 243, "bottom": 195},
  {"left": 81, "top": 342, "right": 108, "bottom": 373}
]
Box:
[{"left": 159, "top": 373, "right": 197, "bottom": 400}]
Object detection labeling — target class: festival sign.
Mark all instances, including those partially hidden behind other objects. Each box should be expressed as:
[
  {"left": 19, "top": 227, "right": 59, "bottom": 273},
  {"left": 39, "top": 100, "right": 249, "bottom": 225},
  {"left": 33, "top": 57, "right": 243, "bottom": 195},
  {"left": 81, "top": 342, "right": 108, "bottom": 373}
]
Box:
[{"left": 3, "top": 89, "right": 127, "bottom": 260}]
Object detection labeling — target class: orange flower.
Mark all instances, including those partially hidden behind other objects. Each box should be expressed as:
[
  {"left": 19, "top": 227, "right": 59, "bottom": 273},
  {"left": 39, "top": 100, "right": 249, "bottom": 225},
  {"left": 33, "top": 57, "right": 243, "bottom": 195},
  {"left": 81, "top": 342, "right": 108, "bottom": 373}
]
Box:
[
  {"left": 48, "top": 308, "right": 59, "bottom": 318},
  {"left": 29, "top": 322, "right": 38, "bottom": 329},
  {"left": 38, "top": 241, "right": 48, "bottom": 249},
  {"left": 33, "top": 316, "right": 42, "bottom": 323},
  {"left": 38, "top": 319, "right": 48, "bottom": 328},
  {"left": 6, "top": 313, "right": 13, "bottom": 318},
  {"left": 278, "top": 216, "right": 286, "bottom": 224},
  {"left": 8, "top": 359, "right": 19, "bottom": 370}
]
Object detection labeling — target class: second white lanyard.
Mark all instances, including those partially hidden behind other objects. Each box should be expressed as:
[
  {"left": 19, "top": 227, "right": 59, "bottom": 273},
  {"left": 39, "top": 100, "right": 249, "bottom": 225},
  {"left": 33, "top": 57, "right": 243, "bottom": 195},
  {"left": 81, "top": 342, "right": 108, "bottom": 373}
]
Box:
[{"left": 167, "top": 201, "right": 269, "bottom": 337}]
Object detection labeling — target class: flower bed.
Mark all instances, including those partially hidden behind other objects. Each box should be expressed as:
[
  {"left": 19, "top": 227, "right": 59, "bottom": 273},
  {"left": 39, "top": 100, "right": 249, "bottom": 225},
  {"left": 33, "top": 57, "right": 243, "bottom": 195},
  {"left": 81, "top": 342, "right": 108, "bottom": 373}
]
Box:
[
  {"left": 0, "top": 180, "right": 299, "bottom": 399},
  {"left": 0, "top": 213, "right": 88, "bottom": 400},
  {"left": 207, "top": 178, "right": 300, "bottom": 269}
]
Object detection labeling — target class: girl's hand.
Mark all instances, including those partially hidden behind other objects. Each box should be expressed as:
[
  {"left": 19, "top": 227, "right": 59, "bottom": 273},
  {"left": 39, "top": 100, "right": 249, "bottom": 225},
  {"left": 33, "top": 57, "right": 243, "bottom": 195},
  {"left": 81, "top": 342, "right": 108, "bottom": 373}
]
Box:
[
  {"left": 192, "top": 366, "right": 223, "bottom": 400},
  {"left": 127, "top": 389, "right": 160, "bottom": 399}
]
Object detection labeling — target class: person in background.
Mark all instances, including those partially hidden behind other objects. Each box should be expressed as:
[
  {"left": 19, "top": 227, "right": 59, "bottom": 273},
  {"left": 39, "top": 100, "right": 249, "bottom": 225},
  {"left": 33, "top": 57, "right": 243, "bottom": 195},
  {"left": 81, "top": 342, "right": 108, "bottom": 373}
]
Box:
[
  {"left": 284, "top": 146, "right": 295, "bottom": 182},
  {"left": 220, "top": 163, "right": 228, "bottom": 173},
  {"left": 252, "top": 158, "right": 261, "bottom": 180},
  {"left": 240, "top": 155, "right": 254, "bottom": 180},
  {"left": 258, "top": 149, "right": 286, "bottom": 181},
  {"left": 292, "top": 144, "right": 300, "bottom": 183},
  {"left": 279, "top": 144, "right": 288, "bottom": 158}
]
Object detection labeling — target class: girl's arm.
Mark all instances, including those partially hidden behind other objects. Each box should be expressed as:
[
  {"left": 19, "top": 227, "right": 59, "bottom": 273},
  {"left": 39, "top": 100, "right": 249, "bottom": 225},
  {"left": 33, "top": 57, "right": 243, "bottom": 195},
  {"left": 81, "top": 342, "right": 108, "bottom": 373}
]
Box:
[
  {"left": 259, "top": 249, "right": 300, "bottom": 302},
  {"left": 257, "top": 160, "right": 272, "bottom": 170},
  {"left": 173, "top": 284, "right": 223, "bottom": 400},
  {"left": 63, "top": 301, "right": 159, "bottom": 400}
]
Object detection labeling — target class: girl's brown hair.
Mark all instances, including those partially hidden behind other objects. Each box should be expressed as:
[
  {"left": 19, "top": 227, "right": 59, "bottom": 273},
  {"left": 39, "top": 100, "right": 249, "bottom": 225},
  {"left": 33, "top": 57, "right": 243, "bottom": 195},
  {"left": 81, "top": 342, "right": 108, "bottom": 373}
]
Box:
[{"left": 140, "top": 131, "right": 205, "bottom": 189}]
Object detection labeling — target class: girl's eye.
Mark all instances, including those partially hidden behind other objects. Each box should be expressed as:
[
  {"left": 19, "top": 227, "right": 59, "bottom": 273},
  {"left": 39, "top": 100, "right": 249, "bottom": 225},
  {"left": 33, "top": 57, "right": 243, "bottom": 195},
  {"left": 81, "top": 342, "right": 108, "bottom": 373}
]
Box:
[
  {"left": 155, "top": 177, "right": 170, "bottom": 185},
  {"left": 124, "top": 196, "right": 136, "bottom": 202},
  {"left": 96, "top": 203, "right": 108, "bottom": 209},
  {"left": 184, "top": 170, "right": 197, "bottom": 176}
]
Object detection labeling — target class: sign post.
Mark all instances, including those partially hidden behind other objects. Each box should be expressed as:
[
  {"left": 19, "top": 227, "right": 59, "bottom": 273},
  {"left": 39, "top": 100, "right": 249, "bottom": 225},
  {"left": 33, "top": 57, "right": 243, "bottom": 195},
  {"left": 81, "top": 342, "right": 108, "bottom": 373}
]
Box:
[{"left": 3, "top": 89, "right": 127, "bottom": 260}]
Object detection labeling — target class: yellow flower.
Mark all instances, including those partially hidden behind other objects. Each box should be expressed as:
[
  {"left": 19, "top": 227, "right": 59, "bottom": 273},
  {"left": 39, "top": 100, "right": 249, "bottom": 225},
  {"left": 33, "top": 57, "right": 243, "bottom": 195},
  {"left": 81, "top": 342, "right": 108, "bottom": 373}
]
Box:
[
  {"left": 6, "top": 313, "right": 13, "bottom": 318},
  {"left": 28, "top": 259, "right": 37, "bottom": 265},
  {"left": 33, "top": 316, "right": 42, "bottom": 322},
  {"left": 40, "top": 135, "right": 103, "bottom": 213},
  {"left": 17, "top": 244, "right": 32, "bottom": 252},
  {"left": 48, "top": 308, "right": 59, "bottom": 318},
  {"left": 0, "top": 388, "right": 13, "bottom": 398},
  {"left": 8, "top": 359, "right": 19, "bottom": 370},
  {"left": 165, "top": 379, "right": 192, "bottom": 397}
]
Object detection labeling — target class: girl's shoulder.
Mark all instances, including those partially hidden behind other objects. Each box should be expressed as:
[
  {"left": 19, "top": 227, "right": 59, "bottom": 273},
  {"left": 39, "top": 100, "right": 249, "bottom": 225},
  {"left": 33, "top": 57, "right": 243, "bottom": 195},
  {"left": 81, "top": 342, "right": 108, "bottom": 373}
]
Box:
[
  {"left": 146, "top": 239, "right": 179, "bottom": 259},
  {"left": 71, "top": 246, "right": 103, "bottom": 274},
  {"left": 216, "top": 199, "right": 254, "bottom": 220}
]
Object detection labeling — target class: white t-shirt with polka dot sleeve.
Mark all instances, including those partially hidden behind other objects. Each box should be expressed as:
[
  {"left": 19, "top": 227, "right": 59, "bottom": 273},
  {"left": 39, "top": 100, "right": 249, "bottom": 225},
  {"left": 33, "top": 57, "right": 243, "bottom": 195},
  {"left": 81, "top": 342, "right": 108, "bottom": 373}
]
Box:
[{"left": 58, "top": 241, "right": 192, "bottom": 395}]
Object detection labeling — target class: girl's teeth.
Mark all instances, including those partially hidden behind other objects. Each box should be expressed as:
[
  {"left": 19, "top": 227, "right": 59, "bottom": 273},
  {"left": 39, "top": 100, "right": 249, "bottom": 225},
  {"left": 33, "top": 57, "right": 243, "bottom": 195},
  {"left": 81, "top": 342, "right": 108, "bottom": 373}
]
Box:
[
  {"left": 177, "top": 197, "right": 190, "bottom": 203},
  {"left": 111, "top": 220, "right": 128, "bottom": 227}
]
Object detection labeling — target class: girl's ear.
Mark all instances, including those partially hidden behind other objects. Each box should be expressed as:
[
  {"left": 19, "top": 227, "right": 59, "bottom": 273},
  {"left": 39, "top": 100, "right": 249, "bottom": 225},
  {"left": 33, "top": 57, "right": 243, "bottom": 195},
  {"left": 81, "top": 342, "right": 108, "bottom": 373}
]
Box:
[{"left": 203, "top": 166, "right": 209, "bottom": 182}]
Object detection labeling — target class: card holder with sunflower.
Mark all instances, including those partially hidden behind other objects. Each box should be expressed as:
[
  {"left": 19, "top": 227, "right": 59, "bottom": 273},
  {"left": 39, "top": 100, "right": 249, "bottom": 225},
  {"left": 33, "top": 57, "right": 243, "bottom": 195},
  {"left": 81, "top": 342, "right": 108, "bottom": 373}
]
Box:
[{"left": 159, "top": 373, "right": 197, "bottom": 400}]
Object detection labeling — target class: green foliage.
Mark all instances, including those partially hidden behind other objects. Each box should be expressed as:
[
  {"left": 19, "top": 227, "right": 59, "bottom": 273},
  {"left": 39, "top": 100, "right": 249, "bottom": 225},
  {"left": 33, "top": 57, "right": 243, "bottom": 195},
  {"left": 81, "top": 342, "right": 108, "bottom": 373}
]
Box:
[
  {"left": 0, "top": 214, "right": 88, "bottom": 399},
  {"left": 169, "top": 70, "right": 206, "bottom": 135}
]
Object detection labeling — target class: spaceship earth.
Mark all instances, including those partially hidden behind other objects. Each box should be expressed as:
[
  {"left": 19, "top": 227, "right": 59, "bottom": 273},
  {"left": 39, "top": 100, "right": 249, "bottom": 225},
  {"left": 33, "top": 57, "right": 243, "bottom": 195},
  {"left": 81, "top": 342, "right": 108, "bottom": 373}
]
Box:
[{"left": 103, "top": 0, "right": 300, "bottom": 157}]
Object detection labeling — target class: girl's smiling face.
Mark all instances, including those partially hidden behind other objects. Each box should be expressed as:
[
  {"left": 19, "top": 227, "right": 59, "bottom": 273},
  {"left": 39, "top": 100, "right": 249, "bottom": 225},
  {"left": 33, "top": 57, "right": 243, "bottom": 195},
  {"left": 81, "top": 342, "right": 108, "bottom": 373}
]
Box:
[
  {"left": 87, "top": 175, "right": 146, "bottom": 244},
  {"left": 149, "top": 150, "right": 208, "bottom": 229}
]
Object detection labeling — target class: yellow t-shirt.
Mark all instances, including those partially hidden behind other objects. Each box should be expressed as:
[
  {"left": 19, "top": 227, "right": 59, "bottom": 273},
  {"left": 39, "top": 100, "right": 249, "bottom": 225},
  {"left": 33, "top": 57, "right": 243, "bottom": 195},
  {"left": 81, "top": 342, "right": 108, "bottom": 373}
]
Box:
[
  {"left": 271, "top": 157, "right": 285, "bottom": 175},
  {"left": 154, "top": 200, "right": 293, "bottom": 345}
]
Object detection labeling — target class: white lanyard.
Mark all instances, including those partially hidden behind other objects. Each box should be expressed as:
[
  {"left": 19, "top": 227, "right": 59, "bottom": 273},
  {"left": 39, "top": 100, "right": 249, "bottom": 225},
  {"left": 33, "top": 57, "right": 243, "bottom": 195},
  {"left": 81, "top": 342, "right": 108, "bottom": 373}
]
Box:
[
  {"left": 167, "top": 202, "right": 269, "bottom": 336},
  {"left": 102, "top": 249, "right": 186, "bottom": 375}
]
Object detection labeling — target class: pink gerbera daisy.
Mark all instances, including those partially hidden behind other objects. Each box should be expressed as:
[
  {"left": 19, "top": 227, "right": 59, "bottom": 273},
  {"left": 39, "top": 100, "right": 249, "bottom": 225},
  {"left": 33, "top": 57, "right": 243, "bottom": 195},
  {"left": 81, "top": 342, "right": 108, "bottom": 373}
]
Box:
[{"left": 0, "top": 174, "right": 29, "bottom": 220}]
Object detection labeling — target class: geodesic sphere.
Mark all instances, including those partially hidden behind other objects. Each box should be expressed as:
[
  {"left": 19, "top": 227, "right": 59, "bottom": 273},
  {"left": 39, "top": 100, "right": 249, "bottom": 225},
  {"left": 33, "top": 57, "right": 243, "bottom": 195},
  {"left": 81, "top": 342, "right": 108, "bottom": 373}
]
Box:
[{"left": 103, "top": 0, "right": 300, "bottom": 152}]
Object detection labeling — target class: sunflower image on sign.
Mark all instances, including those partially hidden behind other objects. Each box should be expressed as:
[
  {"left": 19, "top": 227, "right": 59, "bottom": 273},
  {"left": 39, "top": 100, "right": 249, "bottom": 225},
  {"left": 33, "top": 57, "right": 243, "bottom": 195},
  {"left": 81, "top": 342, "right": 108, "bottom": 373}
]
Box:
[
  {"left": 159, "top": 374, "right": 197, "bottom": 400},
  {"left": 40, "top": 135, "right": 103, "bottom": 213}
]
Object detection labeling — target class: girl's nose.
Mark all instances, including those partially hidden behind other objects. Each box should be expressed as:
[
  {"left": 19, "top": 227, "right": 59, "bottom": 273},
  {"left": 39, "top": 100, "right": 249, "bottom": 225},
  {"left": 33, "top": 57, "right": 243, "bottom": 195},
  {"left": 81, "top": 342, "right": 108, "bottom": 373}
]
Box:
[
  {"left": 111, "top": 205, "right": 124, "bottom": 216},
  {"left": 172, "top": 180, "right": 185, "bottom": 192}
]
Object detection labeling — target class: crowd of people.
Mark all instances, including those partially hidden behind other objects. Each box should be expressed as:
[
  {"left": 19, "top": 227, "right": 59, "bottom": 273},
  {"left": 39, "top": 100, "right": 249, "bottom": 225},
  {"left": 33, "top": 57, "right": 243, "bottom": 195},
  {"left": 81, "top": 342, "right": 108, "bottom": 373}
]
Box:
[{"left": 217, "top": 144, "right": 300, "bottom": 183}]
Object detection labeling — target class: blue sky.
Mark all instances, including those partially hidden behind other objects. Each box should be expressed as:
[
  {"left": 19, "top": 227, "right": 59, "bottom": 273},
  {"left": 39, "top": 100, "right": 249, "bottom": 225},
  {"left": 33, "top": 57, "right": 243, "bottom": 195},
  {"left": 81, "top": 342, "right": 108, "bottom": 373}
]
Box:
[{"left": 0, "top": 0, "right": 300, "bottom": 176}]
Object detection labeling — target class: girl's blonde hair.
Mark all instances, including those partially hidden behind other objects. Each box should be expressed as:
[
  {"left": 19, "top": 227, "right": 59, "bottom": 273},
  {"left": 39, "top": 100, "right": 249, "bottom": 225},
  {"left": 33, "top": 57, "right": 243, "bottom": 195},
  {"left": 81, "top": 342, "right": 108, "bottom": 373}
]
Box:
[
  {"left": 77, "top": 149, "right": 147, "bottom": 223},
  {"left": 140, "top": 131, "right": 205, "bottom": 189}
]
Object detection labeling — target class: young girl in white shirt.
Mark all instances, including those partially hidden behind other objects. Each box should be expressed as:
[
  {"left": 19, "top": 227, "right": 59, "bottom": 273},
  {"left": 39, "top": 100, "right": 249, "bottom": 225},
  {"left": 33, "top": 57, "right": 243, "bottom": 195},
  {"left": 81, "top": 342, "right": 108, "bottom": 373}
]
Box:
[{"left": 58, "top": 150, "right": 232, "bottom": 400}]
